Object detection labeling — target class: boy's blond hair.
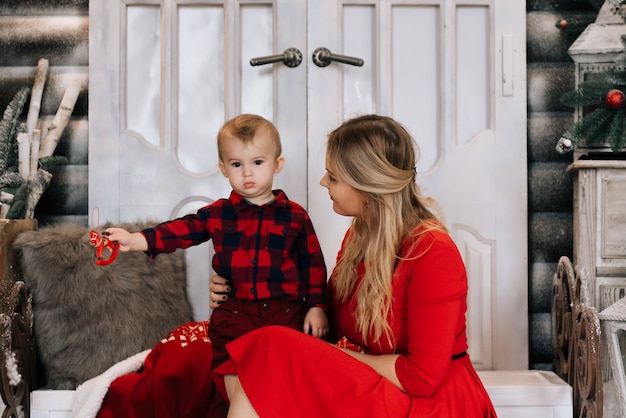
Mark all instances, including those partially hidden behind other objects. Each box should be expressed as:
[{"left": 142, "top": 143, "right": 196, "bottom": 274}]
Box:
[{"left": 217, "top": 114, "right": 281, "bottom": 161}]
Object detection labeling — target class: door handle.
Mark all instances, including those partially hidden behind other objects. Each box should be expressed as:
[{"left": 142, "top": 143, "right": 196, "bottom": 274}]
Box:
[
  {"left": 249, "top": 47, "right": 303, "bottom": 68},
  {"left": 312, "top": 47, "right": 364, "bottom": 67}
]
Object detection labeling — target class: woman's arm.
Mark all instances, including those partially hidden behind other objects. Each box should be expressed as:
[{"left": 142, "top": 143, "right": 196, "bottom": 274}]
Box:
[
  {"left": 339, "top": 349, "right": 404, "bottom": 391},
  {"left": 334, "top": 232, "right": 468, "bottom": 397},
  {"left": 394, "top": 234, "right": 468, "bottom": 397}
]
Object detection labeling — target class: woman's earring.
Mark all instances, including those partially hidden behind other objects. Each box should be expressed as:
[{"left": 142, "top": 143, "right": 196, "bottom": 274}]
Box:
[{"left": 364, "top": 201, "right": 369, "bottom": 209}]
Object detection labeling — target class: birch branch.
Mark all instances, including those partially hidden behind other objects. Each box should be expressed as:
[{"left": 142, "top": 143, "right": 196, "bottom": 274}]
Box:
[
  {"left": 0, "top": 192, "right": 14, "bottom": 206},
  {"left": 0, "top": 192, "right": 14, "bottom": 218},
  {"left": 39, "top": 78, "right": 82, "bottom": 158},
  {"left": 30, "top": 129, "right": 41, "bottom": 178},
  {"left": 17, "top": 132, "right": 30, "bottom": 180},
  {"left": 26, "top": 58, "right": 49, "bottom": 135},
  {"left": 24, "top": 169, "right": 52, "bottom": 219}
]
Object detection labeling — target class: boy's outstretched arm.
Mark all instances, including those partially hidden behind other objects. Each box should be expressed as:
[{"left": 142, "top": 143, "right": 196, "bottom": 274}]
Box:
[{"left": 105, "top": 228, "right": 149, "bottom": 252}]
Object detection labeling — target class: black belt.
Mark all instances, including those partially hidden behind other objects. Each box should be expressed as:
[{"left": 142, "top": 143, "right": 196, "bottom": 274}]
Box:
[{"left": 451, "top": 351, "right": 467, "bottom": 360}]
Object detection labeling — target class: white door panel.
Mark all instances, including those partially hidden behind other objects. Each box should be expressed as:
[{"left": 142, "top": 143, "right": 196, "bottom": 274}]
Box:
[
  {"left": 307, "top": 0, "right": 527, "bottom": 370},
  {"left": 90, "top": 0, "right": 527, "bottom": 370}
]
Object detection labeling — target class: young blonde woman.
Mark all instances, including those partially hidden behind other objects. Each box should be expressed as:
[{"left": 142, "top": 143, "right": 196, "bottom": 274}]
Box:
[{"left": 209, "top": 114, "right": 497, "bottom": 417}]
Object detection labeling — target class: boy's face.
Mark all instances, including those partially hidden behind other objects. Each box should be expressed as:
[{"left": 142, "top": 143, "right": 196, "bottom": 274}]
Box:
[{"left": 218, "top": 132, "right": 285, "bottom": 205}]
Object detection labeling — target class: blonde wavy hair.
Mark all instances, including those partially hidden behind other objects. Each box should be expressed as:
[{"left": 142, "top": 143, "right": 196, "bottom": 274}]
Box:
[{"left": 327, "top": 115, "right": 445, "bottom": 347}]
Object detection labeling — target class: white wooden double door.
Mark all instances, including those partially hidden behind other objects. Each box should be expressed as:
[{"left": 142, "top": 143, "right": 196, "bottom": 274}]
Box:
[{"left": 89, "top": 0, "right": 527, "bottom": 370}]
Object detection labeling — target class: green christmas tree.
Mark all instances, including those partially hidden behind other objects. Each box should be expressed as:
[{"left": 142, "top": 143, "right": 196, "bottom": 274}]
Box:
[
  {"left": 560, "top": 87, "right": 626, "bottom": 153},
  {"left": 558, "top": 2, "right": 626, "bottom": 154}
]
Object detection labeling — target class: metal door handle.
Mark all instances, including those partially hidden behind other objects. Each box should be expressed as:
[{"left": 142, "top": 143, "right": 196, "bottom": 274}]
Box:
[
  {"left": 250, "top": 48, "right": 303, "bottom": 68},
  {"left": 312, "top": 47, "right": 364, "bottom": 67}
]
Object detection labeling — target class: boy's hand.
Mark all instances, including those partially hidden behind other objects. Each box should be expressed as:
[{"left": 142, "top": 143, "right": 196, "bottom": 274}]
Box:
[
  {"left": 104, "top": 228, "right": 148, "bottom": 252},
  {"left": 303, "top": 307, "right": 328, "bottom": 338}
]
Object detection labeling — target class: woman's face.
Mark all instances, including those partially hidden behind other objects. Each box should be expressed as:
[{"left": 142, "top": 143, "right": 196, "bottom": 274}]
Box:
[{"left": 319, "top": 157, "right": 365, "bottom": 217}]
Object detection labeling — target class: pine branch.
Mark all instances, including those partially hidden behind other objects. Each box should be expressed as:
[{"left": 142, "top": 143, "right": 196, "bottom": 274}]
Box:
[
  {"left": 5, "top": 182, "right": 28, "bottom": 219},
  {"left": 560, "top": 90, "right": 599, "bottom": 108},
  {"left": 561, "top": 80, "right": 613, "bottom": 107},
  {"left": 8, "top": 123, "right": 26, "bottom": 174},
  {"left": 603, "top": 68, "right": 626, "bottom": 87},
  {"left": 0, "top": 172, "right": 24, "bottom": 191},
  {"left": 616, "top": 124, "right": 626, "bottom": 153},
  {"left": 38, "top": 156, "right": 68, "bottom": 172},
  {"left": 607, "top": 111, "right": 626, "bottom": 152},
  {"left": 569, "top": 107, "right": 616, "bottom": 146},
  {"left": 558, "top": 32, "right": 626, "bottom": 154},
  {"left": 0, "top": 88, "right": 30, "bottom": 175}
]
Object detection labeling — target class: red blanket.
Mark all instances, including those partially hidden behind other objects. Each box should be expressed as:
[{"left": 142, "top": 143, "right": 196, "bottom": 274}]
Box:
[{"left": 96, "top": 320, "right": 227, "bottom": 418}]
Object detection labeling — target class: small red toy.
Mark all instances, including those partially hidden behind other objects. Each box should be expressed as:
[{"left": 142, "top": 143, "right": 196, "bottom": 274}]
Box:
[{"left": 89, "top": 230, "right": 120, "bottom": 266}]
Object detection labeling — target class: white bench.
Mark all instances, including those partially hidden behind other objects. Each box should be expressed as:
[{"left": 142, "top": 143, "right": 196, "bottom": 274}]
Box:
[
  {"left": 477, "top": 370, "right": 572, "bottom": 418},
  {"left": 31, "top": 391, "right": 74, "bottom": 418},
  {"left": 22, "top": 370, "right": 573, "bottom": 418}
]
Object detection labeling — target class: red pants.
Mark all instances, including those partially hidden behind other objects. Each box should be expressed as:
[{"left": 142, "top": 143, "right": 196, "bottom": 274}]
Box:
[{"left": 207, "top": 297, "right": 305, "bottom": 370}]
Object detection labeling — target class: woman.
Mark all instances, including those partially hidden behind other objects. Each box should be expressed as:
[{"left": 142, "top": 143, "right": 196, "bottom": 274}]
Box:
[{"left": 209, "top": 114, "right": 497, "bottom": 417}]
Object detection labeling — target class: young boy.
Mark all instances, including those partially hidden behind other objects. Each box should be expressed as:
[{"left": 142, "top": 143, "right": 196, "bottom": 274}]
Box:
[{"left": 106, "top": 114, "right": 328, "bottom": 372}]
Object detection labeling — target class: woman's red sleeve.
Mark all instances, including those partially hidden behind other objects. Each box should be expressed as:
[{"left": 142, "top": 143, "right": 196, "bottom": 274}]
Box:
[{"left": 394, "top": 234, "right": 468, "bottom": 397}]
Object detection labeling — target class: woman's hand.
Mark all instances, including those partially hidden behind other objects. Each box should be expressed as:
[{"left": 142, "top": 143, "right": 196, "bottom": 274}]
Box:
[{"left": 209, "top": 274, "right": 231, "bottom": 309}]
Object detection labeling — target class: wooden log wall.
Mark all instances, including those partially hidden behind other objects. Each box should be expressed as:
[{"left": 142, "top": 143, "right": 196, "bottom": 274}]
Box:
[
  {"left": 527, "top": 0, "right": 598, "bottom": 370},
  {"left": 0, "top": 0, "right": 89, "bottom": 227}
]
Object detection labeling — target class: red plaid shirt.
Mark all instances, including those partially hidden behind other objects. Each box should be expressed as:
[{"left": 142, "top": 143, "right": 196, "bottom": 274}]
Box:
[{"left": 142, "top": 190, "right": 327, "bottom": 309}]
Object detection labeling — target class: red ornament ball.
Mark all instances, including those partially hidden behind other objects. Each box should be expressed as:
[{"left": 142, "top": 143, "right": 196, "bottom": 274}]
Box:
[
  {"left": 559, "top": 19, "right": 567, "bottom": 28},
  {"left": 606, "top": 89, "right": 626, "bottom": 110}
]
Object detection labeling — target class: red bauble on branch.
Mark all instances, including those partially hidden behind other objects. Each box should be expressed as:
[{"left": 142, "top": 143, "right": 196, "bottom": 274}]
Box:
[{"left": 605, "top": 89, "right": 626, "bottom": 110}]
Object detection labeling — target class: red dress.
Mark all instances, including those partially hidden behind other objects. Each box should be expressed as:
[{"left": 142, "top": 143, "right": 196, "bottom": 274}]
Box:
[{"left": 215, "top": 227, "right": 497, "bottom": 417}]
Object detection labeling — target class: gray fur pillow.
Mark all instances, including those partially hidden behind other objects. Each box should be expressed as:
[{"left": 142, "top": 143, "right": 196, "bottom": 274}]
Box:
[{"left": 12, "top": 221, "right": 193, "bottom": 390}]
